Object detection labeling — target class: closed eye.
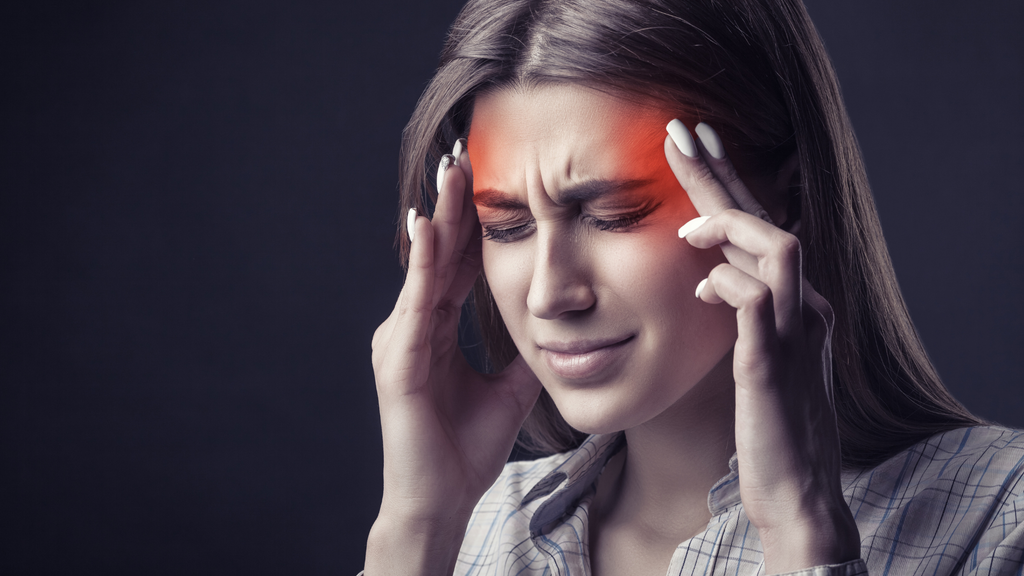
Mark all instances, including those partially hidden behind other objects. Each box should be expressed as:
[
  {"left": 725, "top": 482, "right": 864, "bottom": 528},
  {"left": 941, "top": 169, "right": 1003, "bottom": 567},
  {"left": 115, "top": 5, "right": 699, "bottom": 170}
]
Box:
[
  {"left": 481, "top": 200, "right": 661, "bottom": 242},
  {"left": 481, "top": 221, "right": 536, "bottom": 243},
  {"left": 583, "top": 200, "right": 661, "bottom": 232}
]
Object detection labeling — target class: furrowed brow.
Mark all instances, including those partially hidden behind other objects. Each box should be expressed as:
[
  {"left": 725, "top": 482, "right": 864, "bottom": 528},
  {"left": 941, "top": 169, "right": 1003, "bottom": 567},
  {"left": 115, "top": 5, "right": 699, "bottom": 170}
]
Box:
[
  {"left": 557, "top": 178, "right": 655, "bottom": 204},
  {"left": 474, "top": 178, "right": 655, "bottom": 209}
]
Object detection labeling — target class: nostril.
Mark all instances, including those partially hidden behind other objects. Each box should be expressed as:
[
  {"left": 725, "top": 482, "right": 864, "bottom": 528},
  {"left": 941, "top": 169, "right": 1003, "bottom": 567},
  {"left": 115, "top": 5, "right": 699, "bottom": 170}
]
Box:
[{"left": 527, "top": 280, "right": 597, "bottom": 320}]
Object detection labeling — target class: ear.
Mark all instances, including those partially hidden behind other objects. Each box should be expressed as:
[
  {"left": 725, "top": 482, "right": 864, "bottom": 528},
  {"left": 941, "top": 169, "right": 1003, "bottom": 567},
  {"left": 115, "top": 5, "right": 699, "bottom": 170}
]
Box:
[{"left": 771, "top": 151, "right": 801, "bottom": 235}]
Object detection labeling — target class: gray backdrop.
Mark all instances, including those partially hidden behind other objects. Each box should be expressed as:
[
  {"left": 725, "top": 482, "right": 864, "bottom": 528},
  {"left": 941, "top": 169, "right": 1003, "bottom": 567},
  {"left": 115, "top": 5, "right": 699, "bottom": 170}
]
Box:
[{"left": 2, "top": 1, "right": 1021, "bottom": 574}]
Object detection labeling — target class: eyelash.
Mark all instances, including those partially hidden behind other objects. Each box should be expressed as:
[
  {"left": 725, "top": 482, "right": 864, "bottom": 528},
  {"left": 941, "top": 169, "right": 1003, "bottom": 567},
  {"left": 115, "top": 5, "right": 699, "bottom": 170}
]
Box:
[{"left": 482, "top": 205, "right": 658, "bottom": 243}]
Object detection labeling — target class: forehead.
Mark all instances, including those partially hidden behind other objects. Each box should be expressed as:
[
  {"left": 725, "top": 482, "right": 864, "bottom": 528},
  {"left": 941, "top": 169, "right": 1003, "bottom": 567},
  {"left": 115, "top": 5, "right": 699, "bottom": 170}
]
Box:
[{"left": 467, "top": 84, "right": 671, "bottom": 195}]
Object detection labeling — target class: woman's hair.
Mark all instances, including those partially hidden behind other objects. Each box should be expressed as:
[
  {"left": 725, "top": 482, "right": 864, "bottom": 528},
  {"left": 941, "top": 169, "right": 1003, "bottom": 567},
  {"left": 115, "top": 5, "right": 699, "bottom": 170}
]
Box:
[{"left": 396, "top": 0, "right": 981, "bottom": 468}]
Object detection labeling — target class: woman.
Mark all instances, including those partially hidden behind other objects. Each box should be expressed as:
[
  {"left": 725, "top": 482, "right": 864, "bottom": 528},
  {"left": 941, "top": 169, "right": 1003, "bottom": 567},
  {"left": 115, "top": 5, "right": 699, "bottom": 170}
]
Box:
[{"left": 367, "top": 0, "right": 1024, "bottom": 574}]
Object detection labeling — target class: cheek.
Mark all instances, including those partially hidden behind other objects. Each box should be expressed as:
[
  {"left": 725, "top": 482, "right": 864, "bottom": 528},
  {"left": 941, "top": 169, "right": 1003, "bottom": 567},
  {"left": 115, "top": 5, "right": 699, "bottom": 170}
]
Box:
[
  {"left": 597, "top": 225, "right": 714, "bottom": 306},
  {"left": 481, "top": 243, "right": 531, "bottom": 333},
  {"left": 600, "top": 232, "right": 736, "bottom": 362}
]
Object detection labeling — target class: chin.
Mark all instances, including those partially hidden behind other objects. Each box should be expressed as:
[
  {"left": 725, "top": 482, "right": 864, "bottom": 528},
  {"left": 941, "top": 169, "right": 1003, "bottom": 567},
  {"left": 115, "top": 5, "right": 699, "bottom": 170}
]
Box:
[{"left": 543, "top": 380, "right": 668, "bottom": 435}]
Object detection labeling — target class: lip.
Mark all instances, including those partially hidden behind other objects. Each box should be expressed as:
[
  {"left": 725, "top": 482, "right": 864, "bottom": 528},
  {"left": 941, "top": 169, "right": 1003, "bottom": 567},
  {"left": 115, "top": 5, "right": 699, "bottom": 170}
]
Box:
[{"left": 538, "top": 335, "right": 634, "bottom": 380}]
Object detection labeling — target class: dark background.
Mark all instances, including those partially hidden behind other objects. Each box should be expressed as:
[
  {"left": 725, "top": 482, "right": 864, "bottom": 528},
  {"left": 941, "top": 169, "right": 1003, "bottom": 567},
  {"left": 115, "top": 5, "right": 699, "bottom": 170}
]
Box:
[{"left": 2, "top": 1, "right": 1021, "bottom": 574}]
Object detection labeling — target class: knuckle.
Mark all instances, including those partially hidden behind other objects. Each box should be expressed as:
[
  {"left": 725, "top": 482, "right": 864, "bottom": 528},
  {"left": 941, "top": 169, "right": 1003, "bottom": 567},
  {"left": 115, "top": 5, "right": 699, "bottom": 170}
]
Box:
[
  {"left": 752, "top": 207, "right": 774, "bottom": 224},
  {"left": 707, "top": 262, "right": 732, "bottom": 284},
  {"left": 690, "top": 164, "right": 730, "bottom": 206},
  {"left": 718, "top": 208, "right": 745, "bottom": 228},
  {"left": 744, "top": 283, "right": 773, "bottom": 312},
  {"left": 691, "top": 160, "right": 718, "bottom": 185},
  {"left": 371, "top": 316, "right": 393, "bottom": 351},
  {"left": 762, "top": 233, "right": 801, "bottom": 281},
  {"left": 718, "top": 163, "right": 744, "bottom": 189},
  {"left": 772, "top": 231, "right": 801, "bottom": 258}
]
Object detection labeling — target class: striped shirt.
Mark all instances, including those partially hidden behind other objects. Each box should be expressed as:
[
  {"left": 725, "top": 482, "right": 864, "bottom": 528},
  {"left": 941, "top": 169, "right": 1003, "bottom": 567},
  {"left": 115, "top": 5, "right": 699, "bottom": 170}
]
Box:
[{"left": 455, "top": 426, "right": 1024, "bottom": 575}]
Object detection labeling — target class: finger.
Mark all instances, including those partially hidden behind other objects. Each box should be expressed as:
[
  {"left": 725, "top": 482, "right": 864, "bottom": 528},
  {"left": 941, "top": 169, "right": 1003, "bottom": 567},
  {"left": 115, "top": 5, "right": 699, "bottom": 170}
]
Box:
[
  {"left": 685, "top": 210, "right": 802, "bottom": 337},
  {"left": 442, "top": 226, "right": 482, "bottom": 311},
  {"left": 454, "top": 137, "right": 473, "bottom": 184},
  {"left": 453, "top": 138, "right": 476, "bottom": 260},
  {"left": 438, "top": 143, "right": 482, "bottom": 309},
  {"left": 450, "top": 140, "right": 479, "bottom": 282},
  {"left": 698, "top": 263, "right": 781, "bottom": 381},
  {"left": 394, "top": 213, "right": 436, "bottom": 362},
  {"left": 664, "top": 122, "right": 739, "bottom": 217},
  {"left": 378, "top": 208, "right": 426, "bottom": 350},
  {"left": 694, "top": 122, "right": 774, "bottom": 224},
  {"left": 431, "top": 154, "right": 463, "bottom": 307}
]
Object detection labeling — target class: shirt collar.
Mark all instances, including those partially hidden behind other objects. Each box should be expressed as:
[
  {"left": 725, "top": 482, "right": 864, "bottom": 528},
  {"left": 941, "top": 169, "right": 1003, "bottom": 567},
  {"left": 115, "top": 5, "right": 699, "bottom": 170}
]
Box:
[
  {"left": 707, "top": 452, "right": 741, "bottom": 516},
  {"left": 520, "top": 433, "right": 742, "bottom": 537},
  {"left": 521, "top": 432, "right": 625, "bottom": 537}
]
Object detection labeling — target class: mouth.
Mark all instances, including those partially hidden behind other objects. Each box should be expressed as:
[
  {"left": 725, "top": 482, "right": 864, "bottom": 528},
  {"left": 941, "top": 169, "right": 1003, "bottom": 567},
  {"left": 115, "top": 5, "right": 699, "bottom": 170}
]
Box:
[{"left": 537, "top": 335, "right": 635, "bottom": 380}]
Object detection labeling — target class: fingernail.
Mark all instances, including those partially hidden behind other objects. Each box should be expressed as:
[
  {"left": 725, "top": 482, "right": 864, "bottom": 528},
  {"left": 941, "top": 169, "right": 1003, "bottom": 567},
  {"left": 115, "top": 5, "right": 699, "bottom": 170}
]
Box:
[
  {"left": 695, "top": 278, "right": 708, "bottom": 299},
  {"left": 407, "top": 208, "right": 417, "bottom": 242},
  {"left": 437, "top": 154, "right": 454, "bottom": 193},
  {"left": 452, "top": 139, "right": 466, "bottom": 167},
  {"left": 695, "top": 122, "right": 725, "bottom": 160},
  {"left": 666, "top": 119, "right": 698, "bottom": 158},
  {"left": 677, "top": 216, "right": 710, "bottom": 239}
]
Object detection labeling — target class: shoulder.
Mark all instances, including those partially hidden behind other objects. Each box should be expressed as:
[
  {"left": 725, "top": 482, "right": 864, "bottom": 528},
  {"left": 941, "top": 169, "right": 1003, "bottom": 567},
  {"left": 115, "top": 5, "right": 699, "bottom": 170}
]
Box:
[
  {"left": 845, "top": 426, "right": 1024, "bottom": 509},
  {"left": 847, "top": 426, "right": 1024, "bottom": 574},
  {"left": 849, "top": 425, "right": 1024, "bottom": 491}
]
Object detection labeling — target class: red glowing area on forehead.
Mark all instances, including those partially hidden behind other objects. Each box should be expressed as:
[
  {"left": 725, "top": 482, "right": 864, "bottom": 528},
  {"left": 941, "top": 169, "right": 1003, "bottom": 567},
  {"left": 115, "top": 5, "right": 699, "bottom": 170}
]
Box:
[{"left": 467, "top": 85, "right": 686, "bottom": 208}]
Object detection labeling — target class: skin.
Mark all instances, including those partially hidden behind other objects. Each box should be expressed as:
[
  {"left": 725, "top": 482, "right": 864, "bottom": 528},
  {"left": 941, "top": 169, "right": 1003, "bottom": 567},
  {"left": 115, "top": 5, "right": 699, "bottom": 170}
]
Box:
[{"left": 367, "top": 83, "right": 860, "bottom": 575}]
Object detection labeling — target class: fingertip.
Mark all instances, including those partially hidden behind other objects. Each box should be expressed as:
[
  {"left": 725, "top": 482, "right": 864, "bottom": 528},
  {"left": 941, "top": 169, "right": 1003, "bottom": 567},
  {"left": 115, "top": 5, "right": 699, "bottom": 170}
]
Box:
[
  {"left": 695, "top": 277, "right": 708, "bottom": 299},
  {"left": 452, "top": 139, "right": 465, "bottom": 166},
  {"left": 695, "top": 122, "right": 725, "bottom": 160},
  {"left": 667, "top": 119, "right": 698, "bottom": 158},
  {"left": 678, "top": 215, "right": 710, "bottom": 239},
  {"left": 407, "top": 208, "right": 417, "bottom": 242},
  {"left": 436, "top": 154, "right": 455, "bottom": 193},
  {"left": 454, "top": 138, "right": 473, "bottom": 182}
]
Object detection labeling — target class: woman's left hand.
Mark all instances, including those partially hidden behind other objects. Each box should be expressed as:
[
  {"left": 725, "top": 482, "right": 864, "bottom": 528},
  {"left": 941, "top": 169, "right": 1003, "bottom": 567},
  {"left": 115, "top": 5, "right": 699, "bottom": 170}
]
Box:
[{"left": 663, "top": 120, "right": 860, "bottom": 574}]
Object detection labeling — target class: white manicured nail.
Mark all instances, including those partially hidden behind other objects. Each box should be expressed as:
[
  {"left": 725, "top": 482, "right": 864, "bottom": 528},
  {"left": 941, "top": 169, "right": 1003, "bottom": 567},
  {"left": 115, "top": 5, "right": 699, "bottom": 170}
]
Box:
[
  {"left": 695, "top": 123, "right": 725, "bottom": 160},
  {"left": 452, "top": 139, "right": 465, "bottom": 167},
  {"left": 407, "top": 208, "right": 417, "bottom": 242},
  {"left": 666, "top": 119, "right": 698, "bottom": 158},
  {"left": 678, "top": 216, "right": 710, "bottom": 239},
  {"left": 695, "top": 278, "right": 708, "bottom": 299},
  {"left": 436, "top": 154, "right": 454, "bottom": 193}
]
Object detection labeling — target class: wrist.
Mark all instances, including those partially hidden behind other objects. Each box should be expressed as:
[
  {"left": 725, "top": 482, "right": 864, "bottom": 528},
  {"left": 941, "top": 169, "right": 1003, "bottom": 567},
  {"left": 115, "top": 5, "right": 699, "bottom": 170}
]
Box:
[
  {"left": 758, "top": 500, "right": 860, "bottom": 575},
  {"left": 364, "top": 508, "right": 473, "bottom": 576}
]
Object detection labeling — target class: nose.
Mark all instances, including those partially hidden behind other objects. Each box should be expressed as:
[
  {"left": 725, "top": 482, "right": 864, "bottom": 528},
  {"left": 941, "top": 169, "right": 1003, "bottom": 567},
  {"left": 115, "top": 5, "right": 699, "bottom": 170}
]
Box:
[{"left": 526, "top": 229, "right": 596, "bottom": 319}]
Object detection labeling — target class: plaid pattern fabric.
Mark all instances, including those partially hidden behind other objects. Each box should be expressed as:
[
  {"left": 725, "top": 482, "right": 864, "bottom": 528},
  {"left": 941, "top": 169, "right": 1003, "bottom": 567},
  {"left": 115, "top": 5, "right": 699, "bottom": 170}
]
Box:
[{"left": 455, "top": 426, "right": 1024, "bottom": 576}]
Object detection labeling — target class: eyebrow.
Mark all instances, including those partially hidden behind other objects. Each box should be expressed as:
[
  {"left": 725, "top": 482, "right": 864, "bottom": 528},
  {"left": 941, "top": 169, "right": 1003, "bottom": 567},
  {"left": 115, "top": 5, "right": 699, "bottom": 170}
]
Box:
[{"left": 473, "top": 178, "right": 656, "bottom": 210}]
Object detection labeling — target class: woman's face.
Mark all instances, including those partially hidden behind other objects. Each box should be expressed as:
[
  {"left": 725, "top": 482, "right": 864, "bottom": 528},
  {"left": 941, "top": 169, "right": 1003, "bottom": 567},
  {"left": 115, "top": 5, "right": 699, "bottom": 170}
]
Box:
[{"left": 469, "top": 83, "right": 738, "bottom": 434}]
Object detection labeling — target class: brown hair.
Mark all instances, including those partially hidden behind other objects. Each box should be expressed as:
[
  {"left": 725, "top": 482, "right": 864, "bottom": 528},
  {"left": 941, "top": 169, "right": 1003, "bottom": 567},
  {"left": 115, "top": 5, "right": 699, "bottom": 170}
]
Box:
[{"left": 395, "top": 0, "right": 981, "bottom": 468}]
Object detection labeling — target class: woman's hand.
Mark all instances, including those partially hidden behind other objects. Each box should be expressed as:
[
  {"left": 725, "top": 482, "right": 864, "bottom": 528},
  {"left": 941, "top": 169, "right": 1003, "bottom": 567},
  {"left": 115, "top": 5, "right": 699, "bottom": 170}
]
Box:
[
  {"left": 664, "top": 121, "right": 860, "bottom": 574},
  {"left": 366, "top": 142, "right": 543, "bottom": 575}
]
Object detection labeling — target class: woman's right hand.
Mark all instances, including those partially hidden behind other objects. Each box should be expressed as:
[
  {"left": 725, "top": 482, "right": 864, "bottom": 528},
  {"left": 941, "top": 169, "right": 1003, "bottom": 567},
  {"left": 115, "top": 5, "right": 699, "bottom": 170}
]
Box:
[{"left": 366, "top": 141, "right": 543, "bottom": 575}]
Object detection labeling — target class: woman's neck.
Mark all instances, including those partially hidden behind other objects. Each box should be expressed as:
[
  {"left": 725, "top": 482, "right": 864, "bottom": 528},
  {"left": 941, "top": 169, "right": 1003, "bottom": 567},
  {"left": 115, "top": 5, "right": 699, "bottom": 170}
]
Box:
[{"left": 592, "top": 350, "right": 736, "bottom": 546}]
